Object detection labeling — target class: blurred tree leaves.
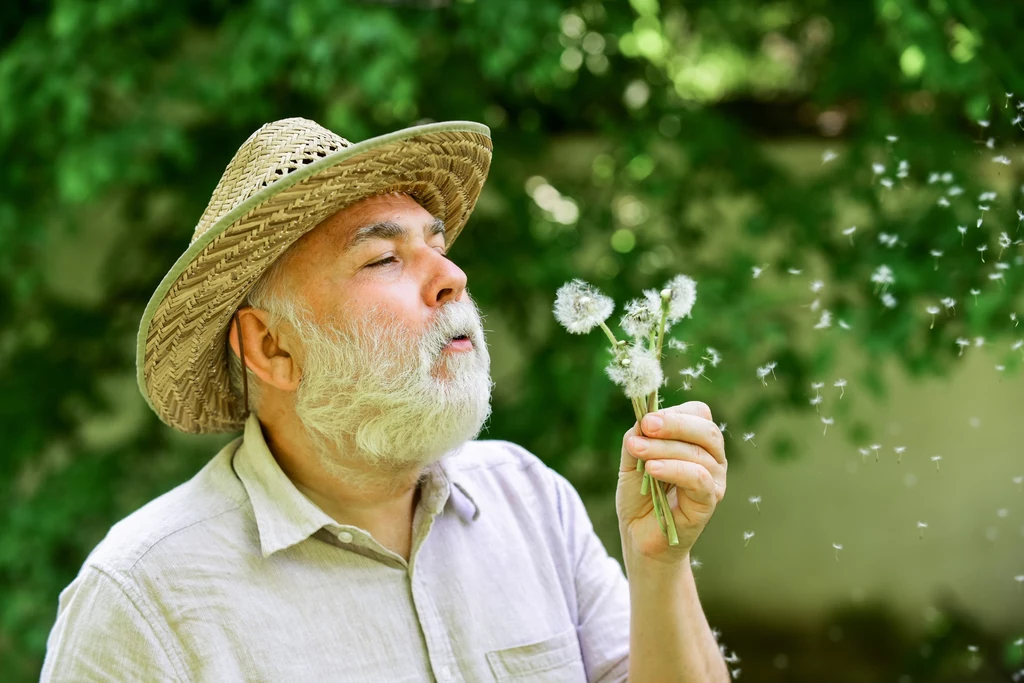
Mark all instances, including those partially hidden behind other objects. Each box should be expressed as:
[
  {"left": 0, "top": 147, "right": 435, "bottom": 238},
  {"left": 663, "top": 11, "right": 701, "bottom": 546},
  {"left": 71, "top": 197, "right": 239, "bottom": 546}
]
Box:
[{"left": 1, "top": 0, "right": 1023, "bottom": 678}]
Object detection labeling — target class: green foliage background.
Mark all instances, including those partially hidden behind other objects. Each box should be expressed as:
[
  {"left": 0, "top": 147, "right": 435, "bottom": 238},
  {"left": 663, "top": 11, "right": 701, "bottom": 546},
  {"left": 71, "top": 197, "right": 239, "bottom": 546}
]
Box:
[{"left": 2, "top": 0, "right": 1022, "bottom": 679}]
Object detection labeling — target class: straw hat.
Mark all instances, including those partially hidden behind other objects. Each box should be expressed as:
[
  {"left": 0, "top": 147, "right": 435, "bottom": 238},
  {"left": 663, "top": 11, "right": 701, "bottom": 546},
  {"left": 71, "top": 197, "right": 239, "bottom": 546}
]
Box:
[{"left": 136, "top": 117, "right": 492, "bottom": 434}]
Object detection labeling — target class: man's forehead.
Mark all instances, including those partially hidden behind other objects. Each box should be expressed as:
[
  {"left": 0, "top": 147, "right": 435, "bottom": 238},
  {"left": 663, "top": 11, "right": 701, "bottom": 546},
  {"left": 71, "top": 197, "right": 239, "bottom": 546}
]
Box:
[{"left": 306, "top": 192, "right": 433, "bottom": 247}]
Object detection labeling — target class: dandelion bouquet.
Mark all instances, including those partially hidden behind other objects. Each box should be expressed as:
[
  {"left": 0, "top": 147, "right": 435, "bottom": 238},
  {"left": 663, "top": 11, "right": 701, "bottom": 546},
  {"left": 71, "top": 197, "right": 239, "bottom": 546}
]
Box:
[{"left": 553, "top": 275, "right": 698, "bottom": 546}]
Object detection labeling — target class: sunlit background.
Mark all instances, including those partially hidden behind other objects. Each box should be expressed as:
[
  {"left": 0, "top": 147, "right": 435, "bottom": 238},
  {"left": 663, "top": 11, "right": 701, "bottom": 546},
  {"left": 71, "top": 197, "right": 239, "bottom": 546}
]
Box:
[{"left": 2, "top": 0, "right": 1023, "bottom": 680}]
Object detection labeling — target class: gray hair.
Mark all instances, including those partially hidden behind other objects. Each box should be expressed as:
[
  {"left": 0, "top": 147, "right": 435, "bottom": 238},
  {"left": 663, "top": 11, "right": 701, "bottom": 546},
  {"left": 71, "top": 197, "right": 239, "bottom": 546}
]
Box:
[{"left": 226, "top": 251, "right": 301, "bottom": 415}]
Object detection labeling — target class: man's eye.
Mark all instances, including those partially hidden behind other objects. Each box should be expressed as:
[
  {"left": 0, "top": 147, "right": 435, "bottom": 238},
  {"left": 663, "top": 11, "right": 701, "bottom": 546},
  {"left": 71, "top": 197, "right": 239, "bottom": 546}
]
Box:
[{"left": 367, "top": 256, "right": 397, "bottom": 268}]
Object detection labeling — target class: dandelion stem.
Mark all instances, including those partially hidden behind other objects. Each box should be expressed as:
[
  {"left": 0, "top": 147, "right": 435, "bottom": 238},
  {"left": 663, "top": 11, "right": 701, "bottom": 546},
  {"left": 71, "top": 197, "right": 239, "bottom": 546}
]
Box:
[
  {"left": 597, "top": 320, "right": 619, "bottom": 348},
  {"left": 654, "top": 476, "right": 679, "bottom": 545}
]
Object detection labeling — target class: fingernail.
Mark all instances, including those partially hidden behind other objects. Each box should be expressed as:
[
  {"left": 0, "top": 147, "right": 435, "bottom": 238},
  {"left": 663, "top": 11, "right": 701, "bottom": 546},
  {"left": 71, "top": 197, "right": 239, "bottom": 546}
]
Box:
[
  {"left": 643, "top": 414, "right": 663, "bottom": 433},
  {"left": 630, "top": 436, "right": 648, "bottom": 454}
]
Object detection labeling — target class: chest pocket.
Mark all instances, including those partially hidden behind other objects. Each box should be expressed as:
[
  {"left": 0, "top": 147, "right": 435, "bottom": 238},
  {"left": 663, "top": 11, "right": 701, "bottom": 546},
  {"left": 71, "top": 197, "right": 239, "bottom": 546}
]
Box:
[{"left": 485, "top": 627, "right": 587, "bottom": 682}]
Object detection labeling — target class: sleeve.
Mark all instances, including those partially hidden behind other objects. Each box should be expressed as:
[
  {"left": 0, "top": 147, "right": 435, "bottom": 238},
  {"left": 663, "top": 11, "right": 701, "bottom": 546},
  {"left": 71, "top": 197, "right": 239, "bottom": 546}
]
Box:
[
  {"left": 549, "top": 468, "right": 631, "bottom": 683},
  {"left": 40, "top": 565, "right": 184, "bottom": 682}
]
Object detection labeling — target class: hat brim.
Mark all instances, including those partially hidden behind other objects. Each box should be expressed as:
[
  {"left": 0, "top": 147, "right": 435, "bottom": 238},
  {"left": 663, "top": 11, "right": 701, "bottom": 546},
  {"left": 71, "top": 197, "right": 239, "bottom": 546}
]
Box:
[{"left": 137, "top": 120, "right": 492, "bottom": 434}]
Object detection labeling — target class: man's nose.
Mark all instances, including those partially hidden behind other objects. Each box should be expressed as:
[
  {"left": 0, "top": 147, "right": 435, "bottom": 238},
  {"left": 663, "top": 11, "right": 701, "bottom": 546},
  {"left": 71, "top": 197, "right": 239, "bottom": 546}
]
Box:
[{"left": 425, "top": 248, "right": 467, "bottom": 306}]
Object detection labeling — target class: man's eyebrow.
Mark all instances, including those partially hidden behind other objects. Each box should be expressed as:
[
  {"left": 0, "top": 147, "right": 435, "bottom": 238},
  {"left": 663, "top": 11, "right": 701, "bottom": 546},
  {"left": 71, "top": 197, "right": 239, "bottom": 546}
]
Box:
[{"left": 345, "top": 217, "right": 446, "bottom": 251}]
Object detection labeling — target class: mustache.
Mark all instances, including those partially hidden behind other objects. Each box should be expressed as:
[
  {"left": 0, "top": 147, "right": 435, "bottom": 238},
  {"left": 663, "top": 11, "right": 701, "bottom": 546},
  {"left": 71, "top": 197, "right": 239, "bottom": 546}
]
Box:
[{"left": 422, "top": 299, "right": 486, "bottom": 357}]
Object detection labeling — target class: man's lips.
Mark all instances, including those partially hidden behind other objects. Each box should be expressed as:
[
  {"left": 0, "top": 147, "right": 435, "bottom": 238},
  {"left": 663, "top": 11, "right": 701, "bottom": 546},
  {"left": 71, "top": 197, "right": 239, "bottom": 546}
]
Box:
[{"left": 444, "top": 335, "right": 473, "bottom": 352}]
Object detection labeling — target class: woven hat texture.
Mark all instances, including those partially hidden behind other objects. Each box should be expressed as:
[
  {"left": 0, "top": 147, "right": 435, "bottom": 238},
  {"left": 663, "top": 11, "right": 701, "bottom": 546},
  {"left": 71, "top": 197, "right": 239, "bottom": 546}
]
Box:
[{"left": 136, "top": 117, "right": 492, "bottom": 434}]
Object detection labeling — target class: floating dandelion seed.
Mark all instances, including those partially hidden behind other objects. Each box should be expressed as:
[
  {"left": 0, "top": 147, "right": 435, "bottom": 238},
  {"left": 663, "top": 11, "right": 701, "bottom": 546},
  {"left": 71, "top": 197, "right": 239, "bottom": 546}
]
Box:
[
  {"left": 931, "top": 455, "right": 943, "bottom": 471},
  {"left": 752, "top": 265, "right": 767, "bottom": 279},
  {"left": 979, "top": 191, "right": 997, "bottom": 201},
  {"left": 996, "top": 364, "right": 1006, "bottom": 373},
  {"left": 871, "top": 265, "right": 895, "bottom": 293},
  {"left": 897, "top": 160, "right": 909, "bottom": 178},
  {"left": 948, "top": 186, "right": 964, "bottom": 197},
  {"left": 979, "top": 119, "right": 991, "bottom": 128},
  {"left": 999, "top": 232, "right": 1012, "bottom": 258},
  {"left": 927, "top": 172, "right": 940, "bottom": 184},
  {"left": 842, "top": 225, "right": 857, "bottom": 244},
  {"left": 667, "top": 338, "right": 690, "bottom": 352},
  {"left": 1013, "top": 475, "right": 1023, "bottom": 488},
  {"left": 978, "top": 245, "right": 988, "bottom": 263},
  {"left": 814, "top": 310, "right": 832, "bottom": 329},
  {"left": 749, "top": 496, "right": 761, "bottom": 513},
  {"left": 937, "top": 196, "right": 951, "bottom": 208},
  {"left": 989, "top": 271, "right": 1005, "bottom": 286},
  {"left": 878, "top": 233, "right": 898, "bottom": 248},
  {"left": 979, "top": 204, "right": 991, "bottom": 213},
  {"left": 940, "top": 297, "right": 956, "bottom": 313},
  {"left": 810, "top": 280, "right": 825, "bottom": 293},
  {"left": 787, "top": 268, "right": 803, "bottom": 275},
  {"left": 554, "top": 280, "right": 615, "bottom": 334},
  {"left": 742, "top": 432, "right": 757, "bottom": 448},
  {"left": 970, "top": 288, "right": 981, "bottom": 304},
  {"left": 704, "top": 347, "right": 722, "bottom": 367},
  {"left": 917, "top": 521, "right": 928, "bottom": 539},
  {"left": 871, "top": 163, "right": 885, "bottom": 175},
  {"left": 1013, "top": 339, "right": 1024, "bottom": 354},
  {"left": 811, "top": 381, "right": 825, "bottom": 395},
  {"left": 821, "top": 416, "right": 834, "bottom": 435},
  {"left": 880, "top": 292, "right": 897, "bottom": 309},
  {"left": 880, "top": 178, "right": 894, "bottom": 189},
  {"left": 690, "top": 556, "right": 702, "bottom": 569},
  {"left": 1014, "top": 115, "right": 1024, "bottom": 127},
  {"left": 926, "top": 305, "right": 941, "bottom": 328},
  {"left": 994, "top": 155, "right": 1012, "bottom": 165},
  {"left": 1016, "top": 575, "right": 1024, "bottom": 587},
  {"left": 834, "top": 378, "right": 847, "bottom": 398},
  {"left": 767, "top": 361, "right": 777, "bottom": 379},
  {"left": 895, "top": 446, "right": 906, "bottom": 464},
  {"left": 986, "top": 137, "right": 996, "bottom": 150},
  {"left": 940, "top": 172, "right": 953, "bottom": 183},
  {"left": 756, "top": 366, "right": 771, "bottom": 386},
  {"left": 1017, "top": 209, "right": 1024, "bottom": 226},
  {"left": 822, "top": 149, "right": 838, "bottom": 164},
  {"left": 718, "top": 422, "right": 729, "bottom": 436},
  {"left": 956, "top": 337, "right": 970, "bottom": 356},
  {"left": 858, "top": 447, "right": 870, "bottom": 462},
  {"left": 886, "top": 135, "right": 898, "bottom": 143},
  {"left": 930, "top": 250, "right": 943, "bottom": 270},
  {"left": 957, "top": 225, "right": 968, "bottom": 244},
  {"left": 838, "top": 319, "right": 851, "bottom": 330},
  {"left": 809, "top": 395, "right": 823, "bottom": 411},
  {"left": 870, "top": 443, "right": 881, "bottom": 462},
  {"left": 743, "top": 531, "right": 755, "bottom": 546},
  {"left": 974, "top": 336, "right": 986, "bottom": 348},
  {"left": 832, "top": 543, "right": 843, "bottom": 561}
]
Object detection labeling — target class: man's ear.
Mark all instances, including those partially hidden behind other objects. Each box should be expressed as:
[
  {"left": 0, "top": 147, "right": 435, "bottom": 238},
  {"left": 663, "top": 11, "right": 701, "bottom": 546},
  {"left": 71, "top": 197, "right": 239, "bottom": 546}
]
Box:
[{"left": 228, "top": 307, "right": 302, "bottom": 392}]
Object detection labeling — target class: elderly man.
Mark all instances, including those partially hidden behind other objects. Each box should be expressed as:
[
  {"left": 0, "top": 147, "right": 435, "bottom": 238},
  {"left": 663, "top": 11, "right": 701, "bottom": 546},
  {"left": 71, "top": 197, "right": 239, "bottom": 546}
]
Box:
[{"left": 42, "top": 119, "right": 729, "bottom": 681}]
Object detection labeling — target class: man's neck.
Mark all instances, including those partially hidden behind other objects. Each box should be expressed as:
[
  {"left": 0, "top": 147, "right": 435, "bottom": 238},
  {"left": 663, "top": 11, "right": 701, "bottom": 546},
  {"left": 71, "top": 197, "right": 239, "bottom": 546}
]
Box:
[{"left": 256, "top": 408, "right": 431, "bottom": 558}]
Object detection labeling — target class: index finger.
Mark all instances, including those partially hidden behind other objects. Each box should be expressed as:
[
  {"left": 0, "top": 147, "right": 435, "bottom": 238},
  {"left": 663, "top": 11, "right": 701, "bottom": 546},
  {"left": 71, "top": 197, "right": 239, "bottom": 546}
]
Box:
[{"left": 641, "top": 410, "right": 726, "bottom": 465}]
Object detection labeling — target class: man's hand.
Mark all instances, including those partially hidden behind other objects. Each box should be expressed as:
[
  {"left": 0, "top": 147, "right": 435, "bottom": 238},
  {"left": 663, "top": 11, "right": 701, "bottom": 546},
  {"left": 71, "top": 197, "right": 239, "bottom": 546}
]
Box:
[{"left": 616, "top": 401, "right": 727, "bottom": 571}]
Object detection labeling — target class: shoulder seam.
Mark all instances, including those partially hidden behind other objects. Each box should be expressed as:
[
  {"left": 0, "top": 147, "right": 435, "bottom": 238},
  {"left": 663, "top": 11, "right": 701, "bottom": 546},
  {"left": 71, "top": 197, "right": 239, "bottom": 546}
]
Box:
[{"left": 123, "top": 502, "right": 246, "bottom": 574}]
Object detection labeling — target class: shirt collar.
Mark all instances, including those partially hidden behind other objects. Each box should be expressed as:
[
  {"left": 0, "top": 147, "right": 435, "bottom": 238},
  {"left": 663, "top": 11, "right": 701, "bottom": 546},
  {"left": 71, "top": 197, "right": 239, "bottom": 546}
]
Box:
[{"left": 233, "top": 412, "right": 480, "bottom": 558}]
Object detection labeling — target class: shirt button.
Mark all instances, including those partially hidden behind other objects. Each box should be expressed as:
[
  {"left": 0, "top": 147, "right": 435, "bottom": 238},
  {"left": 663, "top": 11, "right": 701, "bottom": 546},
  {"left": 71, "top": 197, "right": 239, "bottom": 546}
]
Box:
[{"left": 337, "top": 531, "right": 354, "bottom": 543}]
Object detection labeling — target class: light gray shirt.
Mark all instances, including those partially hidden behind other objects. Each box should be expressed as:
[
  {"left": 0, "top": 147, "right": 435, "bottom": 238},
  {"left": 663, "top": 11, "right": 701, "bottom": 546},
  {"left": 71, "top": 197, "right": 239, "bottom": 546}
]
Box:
[{"left": 41, "top": 413, "right": 630, "bottom": 681}]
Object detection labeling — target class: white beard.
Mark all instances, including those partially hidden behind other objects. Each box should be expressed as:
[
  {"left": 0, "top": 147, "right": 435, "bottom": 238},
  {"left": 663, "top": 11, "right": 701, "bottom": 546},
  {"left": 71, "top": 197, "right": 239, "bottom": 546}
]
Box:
[{"left": 287, "top": 298, "right": 493, "bottom": 485}]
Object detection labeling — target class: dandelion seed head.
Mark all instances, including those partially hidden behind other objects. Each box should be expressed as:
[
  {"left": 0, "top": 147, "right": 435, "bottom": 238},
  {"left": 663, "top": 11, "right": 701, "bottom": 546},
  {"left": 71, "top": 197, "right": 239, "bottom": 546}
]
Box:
[
  {"left": 948, "top": 186, "right": 964, "bottom": 197},
  {"left": 940, "top": 172, "right": 953, "bottom": 183},
  {"left": 917, "top": 521, "right": 928, "bottom": 529},
  {"left": 787, "top": 268, "right": 803, "bottom": 275},
  {"left": 811, "top": 381, "right": 825, "bottom": 390},
  {"left": 814, "top": 310, "right": 833, "bottom": 329},
  {"left": 979, "top": 191, "right": 997, "bottom": 202},
  {"left": 881, "top": 292, "right": 898, "bottom": 308},
  {"left": 872, "top": 163, "right": 885, "bottom": 175},
  {"left": 880, "top": 178, "right": 894, "bottom": 189},
  {"left": 834, "top": 378, "right": 847, "bottom": 387},
  {"left": 895, "top": 446, "right": 906, "bottom": 454},
  {"left": 554, "top": 280, "right": 615, "bottom": 334},
  {"left": 839, "top": 319, "right": 851, "bottom": 330},
  {"left": 605, "top": 346, "right": 663, "bottom": 398},
  {"left": 930, "top": 250, "right": 943, "bottom": 258},
  {"left": 970, "top": 288, "right": 981, "bottom": 296},
  {"left": 810, "top": 280, "right": 825, "bottom": 293},
  {"left": 842, "top": 226, "right": 857, "bottom": 236},
  {"left": 937, "top": 197, "right": 950, "bottom": 207},
  {"left": 940, "top": 297, "right": 956, "bottom": 310},
  {"left": 742, "top": 432, "right": 756, "bottom": 442},
  {"left": 871, "top": 265, "right": 895, "bottom": 287},
  {"left": 958, "top": 225, "right": 968, "bottom": 235},
  {"left": 743, "top": 531, "right": 755, "bottom": 541},
  {"left": 619, "top": 296, "right": 659, "bottom": 339},
  {"left": 821, "top": 416, "right": 834, "bottom": 425},
  {"left": 1000, "top": 233, "right": 1012, "bottom": 248},
  {"left": 662, "top": 274, "right": 698, "bottom": 321},
  {"left": 809, "top": 395, "right": 823, "bottom": 406},
  {"left": 926, "top": 305, "right": 941, "bottom": 315},
  {"left": 822, "top": 149, "right": 838, "bottom": 164},
  {"left": 931, "top": 455, "right": 942, "bottom": 462},
  {"left": 993, "top": 155, "right": 1012, "bottom": 165},
  {"left": 704, "top": 347, "right": 722, "bottom": 367},
  {"left": 832, "top": 543, "right": 843, "bottom": 551},
  {"left": 989, "top": 272, "right": 1005, "bottom": 281},
  {"left": 748, "top": 496, "right": 761, "bottom": 504}
]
